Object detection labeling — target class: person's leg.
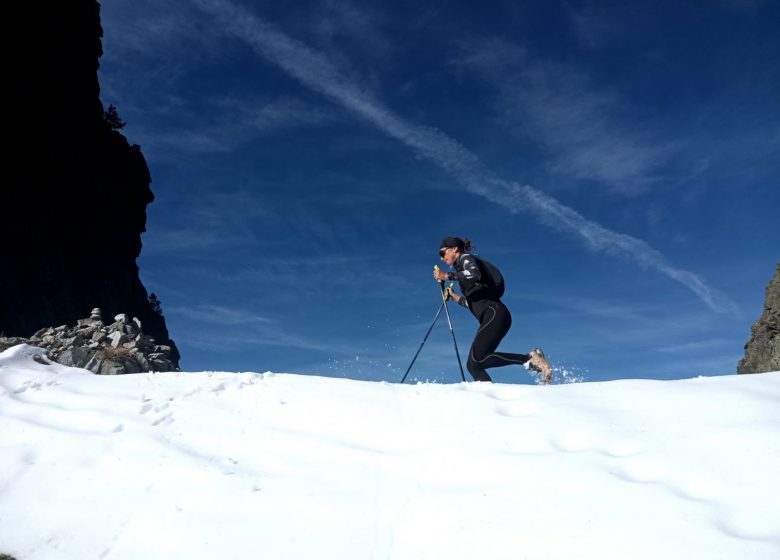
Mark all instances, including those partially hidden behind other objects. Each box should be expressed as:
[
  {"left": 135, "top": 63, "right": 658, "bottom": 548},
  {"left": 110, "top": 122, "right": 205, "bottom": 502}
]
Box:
[
  {"left": 467, "top": 304, "right": 530, "bottom": 381},
  {"left": 466, "top": 358, "right": 493, "bottom": 381}
]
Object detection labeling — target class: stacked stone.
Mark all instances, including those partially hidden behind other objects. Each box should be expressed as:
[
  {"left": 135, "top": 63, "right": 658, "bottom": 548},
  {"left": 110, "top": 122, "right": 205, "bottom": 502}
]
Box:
[{"left": 0, "top": 308, "right": 178, "bottom": 375}]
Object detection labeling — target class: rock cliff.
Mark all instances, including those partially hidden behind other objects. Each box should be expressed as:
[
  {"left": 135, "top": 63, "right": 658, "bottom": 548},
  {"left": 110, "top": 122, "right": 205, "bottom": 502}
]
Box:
[
  {"left": 2, "top": 1, "right": 178, "bottom": 366},
  {"left": 738, "top": 263, "right": 780, "bottom": 374}
]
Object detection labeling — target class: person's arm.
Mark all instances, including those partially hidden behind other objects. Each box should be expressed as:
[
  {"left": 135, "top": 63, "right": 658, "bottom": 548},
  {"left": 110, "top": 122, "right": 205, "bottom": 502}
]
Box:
[
  {"left": 447, "top": 254, "right": 481, "bottom": 292},
  {"left": 444, "top": 285, "right": 469, "bottom": 308}
]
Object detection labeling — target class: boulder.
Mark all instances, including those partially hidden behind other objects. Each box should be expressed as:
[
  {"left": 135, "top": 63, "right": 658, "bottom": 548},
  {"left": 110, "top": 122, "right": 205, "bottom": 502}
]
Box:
[
  {"left": 58, "top": 347, "right": 93, "bottom": 369},
  {"left": 99, "top": 357, "right": 142, "bottom": 375},
  {"left": 33, "top": 327, "right": 54, "bottom": 339},
  {"left": 108, "top": 331, "right": 129, "bottom": 348}
]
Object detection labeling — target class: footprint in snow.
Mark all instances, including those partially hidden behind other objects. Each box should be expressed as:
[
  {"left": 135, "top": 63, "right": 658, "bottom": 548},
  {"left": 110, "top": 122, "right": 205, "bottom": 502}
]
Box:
[
  {"left": 611, "top": 458, "right": 669, "bottom": 483},
  {"left": 152, "top": 413, "right": 175, "bottom": 427},
  {"left": 13, "top": 384, "right": 29, "bottom": 394},
  {"left": 495, "top": 402, "right": 538, "bottom": 418},
  {"left": 550, "top": 430, "right": 598, "bottom": 453}
]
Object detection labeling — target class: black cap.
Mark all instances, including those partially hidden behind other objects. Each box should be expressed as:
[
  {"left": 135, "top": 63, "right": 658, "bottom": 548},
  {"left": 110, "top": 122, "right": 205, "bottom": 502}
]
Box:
[{"left": 440, "top": 236, "right": 465, "bottom": 250}]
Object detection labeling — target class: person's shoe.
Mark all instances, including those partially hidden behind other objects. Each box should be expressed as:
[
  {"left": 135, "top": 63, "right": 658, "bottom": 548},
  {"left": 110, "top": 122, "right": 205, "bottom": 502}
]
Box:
[{"left": 528, "top": 348, "right": 552, "bottom": 384}]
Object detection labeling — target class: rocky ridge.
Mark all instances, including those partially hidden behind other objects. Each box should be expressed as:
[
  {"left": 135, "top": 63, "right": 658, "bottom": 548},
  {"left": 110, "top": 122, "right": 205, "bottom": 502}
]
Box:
[
  {"left": 738, "top": 263, "right": 780, "bottom": 374},
  {"left": 0, "top": 309, "right": 178, "bottom": 375},
  {"left": 2, "top": 1, "right": 179, "bottom": 366}
]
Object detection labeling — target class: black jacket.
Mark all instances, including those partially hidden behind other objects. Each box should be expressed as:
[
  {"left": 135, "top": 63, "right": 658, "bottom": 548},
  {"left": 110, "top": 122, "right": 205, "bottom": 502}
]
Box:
[{"left": 448, "top": 253, "right": 501, "bottom": 317}]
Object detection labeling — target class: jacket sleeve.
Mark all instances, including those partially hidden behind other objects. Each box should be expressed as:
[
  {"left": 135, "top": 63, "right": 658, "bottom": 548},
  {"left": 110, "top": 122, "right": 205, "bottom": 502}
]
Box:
[{"left": 449, "top": 254, "right": 482, "bottom": 294}]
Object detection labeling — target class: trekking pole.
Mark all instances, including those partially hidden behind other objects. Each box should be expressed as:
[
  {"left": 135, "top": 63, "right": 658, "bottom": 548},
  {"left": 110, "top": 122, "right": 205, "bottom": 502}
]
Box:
[
  {"left": 399, "top": 302, "right": 444, "bottom": 384},
  {"left": 438, "top": 279, "right": 466, "bottom": 381}
]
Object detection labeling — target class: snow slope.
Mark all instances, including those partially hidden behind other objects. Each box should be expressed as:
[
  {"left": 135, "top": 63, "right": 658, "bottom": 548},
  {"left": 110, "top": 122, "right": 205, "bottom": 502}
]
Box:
[{"left": 1, "top": 344, "right": 779, "bottom": 560}]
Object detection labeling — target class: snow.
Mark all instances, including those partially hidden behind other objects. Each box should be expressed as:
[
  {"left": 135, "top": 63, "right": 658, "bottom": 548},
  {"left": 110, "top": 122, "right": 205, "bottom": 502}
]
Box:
[{"left": 1, "top": 343, "right": 779, "bottom": 560}]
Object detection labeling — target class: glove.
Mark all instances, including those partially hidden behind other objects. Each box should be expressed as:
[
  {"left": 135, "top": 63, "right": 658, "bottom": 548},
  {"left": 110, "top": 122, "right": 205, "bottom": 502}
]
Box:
[
  {"left": 443, "top": 283, "right": 455, "bottom": 301},
  {"left": 433, "top": 265, "right": 450, "bottom": 283}
]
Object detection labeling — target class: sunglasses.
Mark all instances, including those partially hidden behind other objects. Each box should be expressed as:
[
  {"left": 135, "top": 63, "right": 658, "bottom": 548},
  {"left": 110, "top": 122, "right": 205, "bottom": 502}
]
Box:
[{"left": 439, "top": 247, "right": 450, "bottom": 258}]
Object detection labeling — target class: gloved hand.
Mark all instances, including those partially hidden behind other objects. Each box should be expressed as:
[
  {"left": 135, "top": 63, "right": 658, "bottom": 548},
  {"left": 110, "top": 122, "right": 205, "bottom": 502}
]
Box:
[{"left": 443, "top": 283, "right": 456, "bottom": 301}]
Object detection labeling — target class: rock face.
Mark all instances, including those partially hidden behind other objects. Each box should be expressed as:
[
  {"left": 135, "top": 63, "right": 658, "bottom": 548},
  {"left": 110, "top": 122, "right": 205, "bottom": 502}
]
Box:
[
  {"left": 738, "top": 263, "right": 780, "bottom": 374},
  {"left": 2, "top": 1, "right": 178, "bottom": 366},
  {"left": 0, "top": 309, "right": 179, "bottom": 374}
]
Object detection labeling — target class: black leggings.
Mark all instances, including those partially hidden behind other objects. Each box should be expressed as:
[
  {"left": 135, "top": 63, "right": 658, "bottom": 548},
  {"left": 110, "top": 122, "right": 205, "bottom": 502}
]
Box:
[{"left": 467, "top": 301, "right": 530, "bottom": 382}]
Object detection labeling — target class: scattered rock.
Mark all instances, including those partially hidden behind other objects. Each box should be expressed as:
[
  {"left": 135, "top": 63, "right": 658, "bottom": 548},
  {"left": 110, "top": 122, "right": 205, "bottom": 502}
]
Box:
[
  {"left": 0, "top": 337, "right": 29, "bottom": 352},
  {"left": 32, "top": 355, "right": 51, "bottom": 366}
]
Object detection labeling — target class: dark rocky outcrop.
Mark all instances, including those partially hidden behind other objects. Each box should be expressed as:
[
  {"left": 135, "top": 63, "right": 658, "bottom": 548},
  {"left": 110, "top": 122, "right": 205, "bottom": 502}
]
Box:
[
  {"left": 2, "top": 1, "right": 178, "bottom": 366},
  {"left": 0, "top": 308, "right": 178, "bottom": 374},
  {"left": 738, "top": 263, "right": 780, "bottom": 374}
]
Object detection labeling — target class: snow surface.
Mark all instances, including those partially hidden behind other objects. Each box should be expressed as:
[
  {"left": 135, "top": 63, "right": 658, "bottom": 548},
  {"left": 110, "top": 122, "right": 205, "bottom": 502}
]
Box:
[{"left": 1, "top": 344, "right": 779, "bottom": 560}]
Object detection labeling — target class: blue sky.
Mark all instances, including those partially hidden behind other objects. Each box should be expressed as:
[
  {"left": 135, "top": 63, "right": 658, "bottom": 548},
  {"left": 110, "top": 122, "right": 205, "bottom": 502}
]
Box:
[{"left": 98, "top": 0, "right": 779, "bottom": 383}]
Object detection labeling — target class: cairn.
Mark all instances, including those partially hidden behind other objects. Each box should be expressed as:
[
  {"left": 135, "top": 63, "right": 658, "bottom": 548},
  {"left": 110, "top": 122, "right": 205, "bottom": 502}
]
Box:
[{"left": 0, "top": 309, "right": 178, "bottom": 374}]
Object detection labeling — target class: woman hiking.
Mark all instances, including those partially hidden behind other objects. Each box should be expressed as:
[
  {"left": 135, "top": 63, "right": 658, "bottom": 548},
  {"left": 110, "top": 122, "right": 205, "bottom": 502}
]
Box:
[{"left": 433, "top": 236, "right": 552, "bottom": 384}]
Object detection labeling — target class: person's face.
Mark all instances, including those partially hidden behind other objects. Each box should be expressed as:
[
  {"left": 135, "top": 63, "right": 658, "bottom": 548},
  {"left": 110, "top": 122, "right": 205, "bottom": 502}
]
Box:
[{"left": 439, "top": 246, "right": 459, "bottom": 267}]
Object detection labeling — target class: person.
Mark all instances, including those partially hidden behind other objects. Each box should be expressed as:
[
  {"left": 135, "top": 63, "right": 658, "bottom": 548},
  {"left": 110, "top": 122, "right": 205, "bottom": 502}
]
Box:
[{"left": 433, "top": 236, "right": 552, "bottom": 384}]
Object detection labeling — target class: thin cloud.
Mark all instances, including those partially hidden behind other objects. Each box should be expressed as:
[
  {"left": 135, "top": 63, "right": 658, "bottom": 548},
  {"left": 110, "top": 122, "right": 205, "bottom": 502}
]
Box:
[
  {"left": 518, "top": 66, "right": 672, "bottom": 193},
  {"left": 718, "top": 0, "right": 771, "bottom": 11},
  {"left": 143, "top": 190, "right": 265, "bottom": 254},
  {"left": 310, "top": 0, "right": 394, "bottom": 61},
  {"left": 130, "top": 95, "right": 337, "bottom": 159},
  {"left": 169, "top": 304, "right": 273, "bottom": 325},
  {"left": 168, "top": 304, "right": 357, "bottom": 355},
  {"left": 452, "top": 39, "right": 674, "bottom": 195},
  {"left": 170, "top": 254, "right": 420, "bottom": 302},
  {"left": 503, "top": 184, "right": 732, "bottom": 314},
  {"left": 657, "top": 338, "right": 734, "bottom": 354},
  {"left": 178, "top": 329, "right": 343, "bottom": 354},
  {"left": 563, "top": 1, "right": 627, "bottom": 50},
  {"left": 143, "top": 227, "right": 249, "bottom": 253},
  {"left": 192, "top": 0, "right": 736, "bottom": 314},
  {"left": 101, "top": 0, "right": 224, "bottom": 60}
]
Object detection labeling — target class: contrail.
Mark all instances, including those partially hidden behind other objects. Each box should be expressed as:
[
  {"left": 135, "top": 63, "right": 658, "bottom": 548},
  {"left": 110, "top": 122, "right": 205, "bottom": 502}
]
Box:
[{"left": 193, "top": 0, "right": 735, "bottom": 314}]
